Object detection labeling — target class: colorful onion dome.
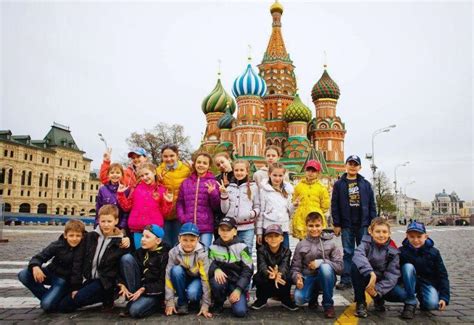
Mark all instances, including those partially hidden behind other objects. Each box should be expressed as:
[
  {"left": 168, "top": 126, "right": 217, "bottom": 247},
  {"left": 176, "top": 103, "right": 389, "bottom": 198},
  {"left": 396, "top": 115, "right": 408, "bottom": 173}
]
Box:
[
  {"left": 217, "top": 105, "right": 235, "bottom": 129},
  {"left": 283, "top": 94, "right": 312, "bottom": 123},
  {"left": 232, "top": 64, "right": 267, "bottom": 98},
  {"left": 270, "top": 0, "right": 284, "bottom": 14},
  {"left": 201, "top": 79, "right": 236, "bottom": 115},
  {"left": 311, "top": 68, "right": 340, "bottom": 101}
]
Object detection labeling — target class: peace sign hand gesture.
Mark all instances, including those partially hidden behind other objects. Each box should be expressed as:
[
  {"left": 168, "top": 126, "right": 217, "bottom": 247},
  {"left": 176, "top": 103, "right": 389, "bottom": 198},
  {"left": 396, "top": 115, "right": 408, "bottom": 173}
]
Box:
[
  {"left": 103, "top": 148, "right": 112, "bottom": 162},
  {"left": 205, "top": 181, "right": 217, "bottom": 194},
  {"left": 218, "top": 180, "right": 227, "bottom": 194}
]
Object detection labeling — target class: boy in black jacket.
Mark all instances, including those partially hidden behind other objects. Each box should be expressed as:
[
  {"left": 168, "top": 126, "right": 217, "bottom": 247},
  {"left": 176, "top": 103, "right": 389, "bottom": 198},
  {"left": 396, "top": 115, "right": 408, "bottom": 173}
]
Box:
[
  {"left": 118, "top": 224, "right": 169, "bottom": 318},
  {"left": 251, "top": 224, "right": 297, "bottom": 311},
  {"left": 399, "top": 221, "right": 450, "bottom": 319},
  {"left": 58, "top": 204, "right": 130, "bottom": 312},
  {"left": 18, "top": 219, "right": 85, "bottom": 312}
]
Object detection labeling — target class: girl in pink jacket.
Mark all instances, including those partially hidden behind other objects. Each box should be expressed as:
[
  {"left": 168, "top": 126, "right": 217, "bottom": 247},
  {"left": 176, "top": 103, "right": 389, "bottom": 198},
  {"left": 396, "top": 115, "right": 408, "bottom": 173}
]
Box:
[{"left": 118, "top": 163, "right": 173, "bottom": 249}]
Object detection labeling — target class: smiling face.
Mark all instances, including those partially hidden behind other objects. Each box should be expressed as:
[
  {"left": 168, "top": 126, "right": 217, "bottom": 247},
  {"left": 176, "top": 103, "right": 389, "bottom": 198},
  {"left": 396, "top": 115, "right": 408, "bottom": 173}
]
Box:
[
  {"left": 264, "top": 233, "right": 283, "bottom": 250},
  {"left": 108, "top": 167, "right": 123, "bottom": 184},
  {"left": 233, "top": 162, "right": 248, "bottom": 181},
  {"left": 99, "top": 214, "right": 118, "bottom": 237},
  {"left": 369, "top": 224, "right": 391, "bottom": 245},
  {"left": 218, "top": 225, "right": 237, "bottom": 242},
  {"left": 345, "top": 161, "right": 361, "bottom": 178},
  {"left": 215, "top": 156, "right": 232, "bottom": 173},
  {"left": 179, "top": 234, "right": 199, "bottom": 253},
  {"left": 141, "top": 229, "right": 161, "bottom": 250},
  {"left": 305, "top": 167, "right": 319, "bottom": 182},
  {"left": 306, "top": 219, "right": 324, "bottom": 238},
  {"left": 130, "top": 154, "right": 147, "bottom": 167},
  {"left": 406, "top": 231, "right": 428, "bottom": 248},
  {"left": 195, "top": 155, "right": 211, "bottom": 176},
  {"left": 269, "top": 167, "right": 285, "bottom": 187},
  {"left": 64, "top": 230, "right": 83, "bottom": 248},
  {"left": 265, "top": 149, "right": 280, "bottom": 165},
  {"left": 140, "top": 167, "right": 156, "bottom": 184},
  {"left": 162, "top": 148, "right": 178, "bottom": 166}
]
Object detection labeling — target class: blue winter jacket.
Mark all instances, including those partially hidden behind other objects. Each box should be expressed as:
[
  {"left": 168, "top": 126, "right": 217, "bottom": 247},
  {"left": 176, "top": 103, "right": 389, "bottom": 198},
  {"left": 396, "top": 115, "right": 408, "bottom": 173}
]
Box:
[
  {"left": 399, "top": 238, "right": 450, "bottom": 304},
  {"left": 331, "top": 173, "right": 376, "bottom": 228}
]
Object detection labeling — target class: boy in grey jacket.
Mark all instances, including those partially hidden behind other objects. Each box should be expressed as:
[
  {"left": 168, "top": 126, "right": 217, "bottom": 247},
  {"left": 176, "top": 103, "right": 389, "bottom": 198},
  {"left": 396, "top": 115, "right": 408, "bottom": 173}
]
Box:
[
  {"left": 290, "top": 212, "right": 343, "bottom": 319},
  {"left": 351, "top": 217, "right": 408, "bottom": 318}
]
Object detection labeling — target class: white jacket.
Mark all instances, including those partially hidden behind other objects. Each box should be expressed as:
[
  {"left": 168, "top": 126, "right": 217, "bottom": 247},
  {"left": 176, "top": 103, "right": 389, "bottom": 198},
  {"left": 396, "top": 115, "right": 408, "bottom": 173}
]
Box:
[
  {"left": 220, "top": 181, "right": 260, "bottom": 231},
  {"left": 257, "top": 180, "right": 295, "bottom": 235}
]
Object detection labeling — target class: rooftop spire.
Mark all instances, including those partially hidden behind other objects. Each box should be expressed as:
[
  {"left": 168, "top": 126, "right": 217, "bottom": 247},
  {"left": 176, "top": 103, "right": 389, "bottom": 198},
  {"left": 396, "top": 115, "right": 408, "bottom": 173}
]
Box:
[{"left": 262, "top": 0, "right": 290, "bottom": 63}]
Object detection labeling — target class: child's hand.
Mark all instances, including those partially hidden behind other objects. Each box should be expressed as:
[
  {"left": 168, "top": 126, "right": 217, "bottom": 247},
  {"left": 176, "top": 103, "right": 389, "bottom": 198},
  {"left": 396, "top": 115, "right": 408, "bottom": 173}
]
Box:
[
  {"left": 120, "top": 237, "right": 130, "bottom": 249},
  {"left": 117, "top": 184, "right": 128, "bottom": 193},
  {"left": 164, "top": 188, "right": 174, "bottom": 202},
  {"left": 366, "top": 286, "right": 377, "bottom": 297},
  {"left": 366, "top": 271, "right": 377, "bottom": 290},
  {"left": 198, "top": 307, "right": 213, "bottom": 318},
  {"left": 205, "top": 181, "right": 217, "bottom": 194},
  {"left": 165, "top": 306, "right": 177, "bottom": 316},
  {"left": 214, "top": 269, "right": 228, "bottom": 285},
  {"left": 118, "top": 283, "right": 130, "bottom": 298},
  {"left": 157, "top": 172, "right": 164, "bottom": 183},
  {"left": 229, "top": 289, "right": 241, "bottom": 304},
  {"left": 129, "top": 287, "right": 145, "bottom": 301},
  {"left": 32, "top": 266, "right": 46, "bottom": 283},
  {"left": 275, "top": 273, "right": 286, "bottom": 288},
  {"left": 293, "top": 196, "right": 300, "bottom": 207},
  {"left": 439, "top": 300, "right": 447, "bottom": 311},
  {"left": 296, "top": 274, "right": 304, "bottom": 289},
  {"left": 256, "top": 235, "right": 263, "bottom": 245},
  {"left": 267, "top": 266, "right": 277, "bottom": 279},
  {"left": 71, "top": 291, "right": 78, "bottom": 299},
  {"left": 218, "top": 180, "right": 227, "bottom": 194},
  {"left": 308, "top": 260, "right": 317, "bottom": 270},
  {"left": 222, "top": 173, "right": 229, "bottom": 187},
  {"left": 103, "top": 148, "right": 112, "bottom": 162},
  {"left": 333, "top": 227, "right": 341, "bottom": 237}
]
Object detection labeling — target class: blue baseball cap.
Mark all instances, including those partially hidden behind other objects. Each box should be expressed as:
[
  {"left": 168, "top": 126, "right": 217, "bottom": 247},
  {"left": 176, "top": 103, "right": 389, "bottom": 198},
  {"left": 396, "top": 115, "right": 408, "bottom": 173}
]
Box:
[
  {"left": 128, "top": 147, "right": 147, "bottom": 158},
  {"left": 179, "top": 223, "right": 200, "bottom": 237},
  {"left": 406, "top": 221, "right": 426, "bottom": 234},
  {"left": 145, "top": 224, "right": 164, "bottom": 239},
  {"left": 345, "top": 155, "right": 361, "bottom": 165}
]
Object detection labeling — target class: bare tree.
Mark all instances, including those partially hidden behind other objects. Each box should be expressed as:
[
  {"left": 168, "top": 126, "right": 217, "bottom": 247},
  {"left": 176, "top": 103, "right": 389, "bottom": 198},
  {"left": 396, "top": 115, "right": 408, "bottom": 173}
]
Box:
[
  {"left": 127, "top": 123, "right": 193, "bottom": 164},
  {"left": 374, "top": 171, "right": 396, "bottom": 216}
]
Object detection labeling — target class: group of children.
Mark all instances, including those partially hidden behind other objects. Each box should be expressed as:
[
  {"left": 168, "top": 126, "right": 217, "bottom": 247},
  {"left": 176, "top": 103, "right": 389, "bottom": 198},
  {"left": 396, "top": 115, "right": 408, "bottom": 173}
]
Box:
[{"left": 17, "top": 146, "right": 450, "bottom": 320}]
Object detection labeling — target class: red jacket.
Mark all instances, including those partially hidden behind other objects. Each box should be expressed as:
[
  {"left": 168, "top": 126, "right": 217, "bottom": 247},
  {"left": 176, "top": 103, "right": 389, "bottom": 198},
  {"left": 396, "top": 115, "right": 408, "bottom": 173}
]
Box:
[{"left": 99, "top": 160, "right": 137, "bottom": 188}]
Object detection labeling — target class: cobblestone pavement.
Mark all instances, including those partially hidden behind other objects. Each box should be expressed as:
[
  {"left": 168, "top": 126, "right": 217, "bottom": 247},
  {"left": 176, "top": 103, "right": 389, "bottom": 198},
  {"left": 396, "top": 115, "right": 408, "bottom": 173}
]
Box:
[{"left": 0, "top": 224, "right": 472, "bottom": 324}]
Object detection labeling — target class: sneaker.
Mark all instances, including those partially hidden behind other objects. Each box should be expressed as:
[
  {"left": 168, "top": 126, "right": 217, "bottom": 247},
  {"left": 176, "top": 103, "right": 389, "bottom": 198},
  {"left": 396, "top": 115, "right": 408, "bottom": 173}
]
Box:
[
  {"left": 211, "top": 303, "right": 224, "bottom": 314},
  {"left": 251, "top": 299, "right": 267, "bottom": 310},
  {"left": 401, "top": 304, "right": 416, "bottom": 319},
  {"left": 324, "top": 306, "right": 336, "bottom": 319},
  {"left": 373, "top": 298, "right": 386, "bottom": 312},
  {"left": 336, "top": 282, "right": 352, "bottom": 290},
  {"left": 308, "top": 296, "right": 319, "bottom": 310},
  {"left": 176, "top": 303, "right": 189, "bottom": 315},
  {"left": 281, "top": 300, "right": 299, "bottom": 311},
  {"left": 354, "top": 302, "right": 368, "bottom": 318}
]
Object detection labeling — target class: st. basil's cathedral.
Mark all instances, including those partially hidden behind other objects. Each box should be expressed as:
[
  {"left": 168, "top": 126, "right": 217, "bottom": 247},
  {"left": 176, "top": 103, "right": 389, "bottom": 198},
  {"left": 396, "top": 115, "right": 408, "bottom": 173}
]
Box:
[{"left": 199, "top": 1, "right": 346, "bottom": 179}]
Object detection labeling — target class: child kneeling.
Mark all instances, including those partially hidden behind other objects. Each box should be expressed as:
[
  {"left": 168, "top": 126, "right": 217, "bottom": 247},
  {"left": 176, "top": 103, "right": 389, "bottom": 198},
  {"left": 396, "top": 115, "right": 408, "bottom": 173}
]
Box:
[
  {"left": 290, "top": 212, "right": 343, "bottom": 318},
  {"left": 118, "top": 225, "right": 169, "bottom": 318},
  {"left": 252, "top": 224, "right": 297, "bottom": 311}
]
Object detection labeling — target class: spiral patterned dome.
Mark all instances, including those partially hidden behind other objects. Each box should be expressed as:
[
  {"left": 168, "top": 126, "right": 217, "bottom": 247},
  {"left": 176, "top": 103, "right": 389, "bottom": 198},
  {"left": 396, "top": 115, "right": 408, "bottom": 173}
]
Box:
[
  {"left": 201, "top": 79, "right": 236, "bottom": 115},
  {"left": 232, "top": 64, "right": 267, "bottom": 98},
  {"left": 311, "top": 69, "right": 340, "bottom": 101},
  {"left": 283, "top": 94, "right": 312, "bottom": 123},
  {"left": 217, "top": 105, "right": 235, "bottom": 129}
]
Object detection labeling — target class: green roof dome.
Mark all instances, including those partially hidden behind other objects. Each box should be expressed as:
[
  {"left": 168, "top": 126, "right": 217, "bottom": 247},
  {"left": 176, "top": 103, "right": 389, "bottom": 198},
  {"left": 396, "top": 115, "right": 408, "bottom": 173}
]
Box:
[
  {"left": 217, "top": 105, "right": 235, "bottom": 129},
  {"left": 311, "top": 69, "right": 340, "bottom": 101},
  {"left": 283, "top": 94, "right": 312, "bottom": 123},
  {"left": 201, "top": 79, "right": 236, "bottom": 115}
]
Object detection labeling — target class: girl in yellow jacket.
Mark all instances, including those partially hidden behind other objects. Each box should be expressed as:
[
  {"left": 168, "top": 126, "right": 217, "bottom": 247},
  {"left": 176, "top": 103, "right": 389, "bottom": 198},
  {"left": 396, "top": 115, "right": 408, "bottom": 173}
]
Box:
[{"left": 292, "top": 160, "right": 330, "bottom": 240}]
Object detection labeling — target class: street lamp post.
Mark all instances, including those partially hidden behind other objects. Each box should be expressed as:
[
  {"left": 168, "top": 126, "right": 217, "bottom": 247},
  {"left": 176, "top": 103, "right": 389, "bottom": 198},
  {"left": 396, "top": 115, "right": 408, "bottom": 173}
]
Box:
[
  {"left": 368, "top": 125, "right": 396, "bottom": 185},
  {"left": 98, "top": 133, "right": 108, "bottom": 149},
  {"left": 394, "top": 161, "right": 409, "bottom": 223}
]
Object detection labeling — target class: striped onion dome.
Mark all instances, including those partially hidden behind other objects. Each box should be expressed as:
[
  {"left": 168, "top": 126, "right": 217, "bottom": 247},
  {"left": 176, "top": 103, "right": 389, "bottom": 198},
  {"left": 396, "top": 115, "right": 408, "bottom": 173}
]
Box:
[
  {"left": 311, "top": 68, "right": 340, "bottom": 101},
  {"left": 232, "top": 64, "right": 267, "bottom": 98},
  {"left": 283, "top": 94, "right": 312, "bottom": 123},
  {"left": 201, "top": 79, "right": 236, "bottom": 115},
  {"left": 217, "top": 105, "right": 235, "bottom": 129}
]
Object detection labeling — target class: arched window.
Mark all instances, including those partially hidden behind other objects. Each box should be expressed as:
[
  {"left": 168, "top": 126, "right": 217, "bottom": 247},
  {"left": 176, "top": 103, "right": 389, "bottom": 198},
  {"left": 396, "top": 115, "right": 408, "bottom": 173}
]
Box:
[
  {"left": 64, "top": 207, "right": 68, "bottom": 215},
  {"left": 21, "top": 171, "right": 26, "bottom": 185},
  {"left": 39, "top": 173, "right": 43, "bottom": 187},
  {"left": 80, "top": 209, "right": 86, "bottom": 216},
  {"left": 55, "top": 207, "right": 60, "bottom": 215},
  {"left": 45, "top": 174, "right": 49, "bottom": 187},
  {"left": 37, "top": 203, "right": 47, "bottom": 214},
  {"left": 27, "top": 171, "right": 32, "bottom": 186},
  {"left": 71, "top": 207, "right": 75, "bottom": 215},
  {"left": 89, "top": 209, "right": 96, "bottom": 216},
  {"left": 0, "top": 168, "right": 5, "bottom": 184},
  {"left": 8, "top": 169, "right": 13, "bottom": 184},
  {"left": 19, "top": 203, "right": 31, "bottom": 213}
]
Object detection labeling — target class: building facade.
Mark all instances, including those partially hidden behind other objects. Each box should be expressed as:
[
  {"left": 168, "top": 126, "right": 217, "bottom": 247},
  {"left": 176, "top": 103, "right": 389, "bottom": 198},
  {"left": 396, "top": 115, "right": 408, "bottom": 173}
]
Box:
[
  {"left": 431, "top": 189, "right": 464, "bottom": 216},
  {"left": 0, "top": 123, "right": 100, "bottom": 216}
]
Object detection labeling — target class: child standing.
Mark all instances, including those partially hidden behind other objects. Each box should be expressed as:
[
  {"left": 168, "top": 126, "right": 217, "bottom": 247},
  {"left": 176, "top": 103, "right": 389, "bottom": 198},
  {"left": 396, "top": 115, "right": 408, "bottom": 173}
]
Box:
[
  {"left": 164, "top": 223, "right": 212, "bottom": 318},
  {"left": 331, "top": 155, "right": 377, "bottom": 290},
  {"left": 219, "top": 159, "right": 260, "bottom": 254},
  {"left": 118, "top": 225, "right": 169, "bottom": 318},
  {"left": 257, "top": 162, "right": 295, "bottom": 249},
  {"left": 213, "top": 152, "right": 234, "bottom": 238},
  {"left": 58, "top": 205, "right": 131, "bottom": 312},
  {"left": 252, "top": 224, "right": 297, "bottom": 311},
  {"left": 18, "top": 220, "right": 85, "bottom": 312},
  {"left": 351, "top": 217, "right": 408, "bottom": 318},
  {"left": 96, "top": 163, "right": 129, "bottom": 231},
  {"left": 292, "top": 160, "right": 330, "bottom": 240},
  {"left": 399, "top": 221, "right": 450, "bottom": 319},
  {"left": 209, "top": 217, "right": 253, "bottom": 318},
  {"left": 118, "top": 163, "right": 174, "bottom": 249},
  {"left": 176, "top": 152, "right": 220, "bottom": 248},
  {"left": 99, "top": 147, "right": 148, "bottom": 188},
  {"left": 290, "top": 212, "right": 343, "bottom": 318},
  {"left": 253, "top": 145, "right": 288, "bottom": 188}
]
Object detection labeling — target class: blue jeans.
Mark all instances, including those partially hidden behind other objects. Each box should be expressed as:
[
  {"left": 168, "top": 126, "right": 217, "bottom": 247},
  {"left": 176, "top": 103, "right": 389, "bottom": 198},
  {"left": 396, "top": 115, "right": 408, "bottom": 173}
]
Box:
[
  {"left": 210, "top": 278, "right": 247, "bottom": 318},
  {"left": 58, "top": 279, "right": 110, "bottom": 312},
  {"left": 237, "top": 229, "right": 254, "bottom": 255},
  {"left": 294, "top": 264, "right": 336, "bottom": 309},
  {"left": 120, "top": 254, "right": 162, "bottom": 318},
  {"left": 18, "top": 267, "right": 68, "bottom": 312},
  {"left": 402, "top": 263, "right": 440, "bottom": 309},
  {"left": 169, "top": 266, "right": 203, "bottom": 307},
  {"left": 340, "top": 227, "right": 368, "bottom": 284},
  {"left": 164, "top": 219, "right": 181, "bottom": 247},
  {"left": 200, "top": 233, "right": 213, "bottom": 249},
  {"left": 351, "top": 263, "right": 407, "bottom": 304}
]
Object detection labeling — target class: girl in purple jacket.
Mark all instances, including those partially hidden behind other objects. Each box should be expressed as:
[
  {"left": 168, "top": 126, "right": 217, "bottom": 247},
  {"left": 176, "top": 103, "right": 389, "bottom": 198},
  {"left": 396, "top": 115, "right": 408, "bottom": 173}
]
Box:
[{"left": 176, "top": 152, "right": 220, "bottom": 248}]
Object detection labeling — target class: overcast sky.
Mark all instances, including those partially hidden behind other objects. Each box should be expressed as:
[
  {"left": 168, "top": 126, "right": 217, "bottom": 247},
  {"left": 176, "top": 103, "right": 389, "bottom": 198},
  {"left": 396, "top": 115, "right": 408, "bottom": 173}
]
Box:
[{"left": 1, "top": 0, "right": 472, "bottom": 202}]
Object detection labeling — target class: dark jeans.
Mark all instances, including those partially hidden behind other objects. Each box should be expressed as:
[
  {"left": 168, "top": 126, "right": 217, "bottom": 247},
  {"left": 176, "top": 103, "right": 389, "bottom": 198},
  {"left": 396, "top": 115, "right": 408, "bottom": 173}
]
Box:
[
  {"left": 340, "top": 227, "right": 368, "bottom": 284},
  {"left": 18, "top": 267, "right": 68, "bottom": 312},
  {"left": 402, "top": 263, "right": 440, "bottom": 309},
  {"left": 253, "top": 274, "right": 292, "bottom": 305},
  {"left": 351, "top": 263, "right": 407, "bottom": 304},
  {"left": 120, "top": 254, "right": 162, "bottom": 318},
  {"left": 58, "top": 279, "right": 111, "bottom": 312},
  {"left": 293, "top": 264, "right": 336, "bottom": 309},
  {"left": 164, "top": 219, "right": 181, "bottom": 248},
  {"left": 210, "top": 278, "right": 247, "bottom": 318},
  {"left": 169, "top": 265, "right": 203, "bottom": 307}
]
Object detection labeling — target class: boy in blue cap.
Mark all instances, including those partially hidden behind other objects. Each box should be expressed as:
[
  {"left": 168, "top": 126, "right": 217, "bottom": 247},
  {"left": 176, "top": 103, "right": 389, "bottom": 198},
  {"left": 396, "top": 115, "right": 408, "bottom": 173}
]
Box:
[
  {"left": 164, "top": 223, "right": 212, "bottom": 318},
  {"left": 331, "top": 154, "right": 377, "bottom": 290},
  {"left": 118, "top": 224, "right": 169, "bottom": 318},
  {"left": 399, "top": 221, "right": 450, "bottom": 319}
]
